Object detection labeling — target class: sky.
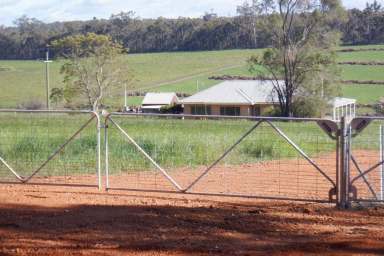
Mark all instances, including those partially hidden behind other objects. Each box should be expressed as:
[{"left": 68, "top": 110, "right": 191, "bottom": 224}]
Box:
[{"left": 0, "top": 0, "right": 382, "bottom": 26}]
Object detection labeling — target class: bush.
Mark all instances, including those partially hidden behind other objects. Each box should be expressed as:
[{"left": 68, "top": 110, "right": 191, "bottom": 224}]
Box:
[
  {"left": 240, "top": 141, "right": 275, "bottom": 159},
  {"left": 292, "top": 97, "right": 325, "bottom": 118},
  {"left": 18, "top": 100, "right": 44, "bottom": 110},
  {"left": 160, "top": 104, "right": 183, "bottom": 114},
  {"left": 374, "top": 98, "right": 384, "bottom": 115}
]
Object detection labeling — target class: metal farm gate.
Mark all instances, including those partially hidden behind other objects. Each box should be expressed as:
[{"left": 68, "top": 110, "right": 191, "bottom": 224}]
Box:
[
  {"left": 0, "top": 109, "right": 382, "bottom": 208},
  {"left": 103, "top": 113, "right": 340, "bottom": 203},
  {"left": 347, "top": 117, "right": 384, "bottom": 204},
  {"left": 0, "top": 110, "right": 101, "bottom": 189}
]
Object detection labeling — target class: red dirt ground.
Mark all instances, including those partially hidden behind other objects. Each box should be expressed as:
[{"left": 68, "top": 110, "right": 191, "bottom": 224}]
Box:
[
  {"left": 0, "top": 150, "right": 383, "bottom": 255},
  {"left": 0, "top": 184, "right": 383, "bottom": 256}
]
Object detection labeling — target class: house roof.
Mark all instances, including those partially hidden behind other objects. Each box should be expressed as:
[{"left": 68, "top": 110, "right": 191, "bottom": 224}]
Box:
[
  {"left": 181, "top": 80, "right": 279, "bottom": 105},
  {"left": 142, "top": 93, "right": 178, "bottom": 105}
]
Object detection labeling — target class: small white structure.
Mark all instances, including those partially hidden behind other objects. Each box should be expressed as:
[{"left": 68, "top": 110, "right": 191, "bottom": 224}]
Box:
[
  {"left": 141, "top": 92, "right": 179, "bottom": 113},
  {"left": 331, "top": 97, "right": 357, "bottom": 121}
]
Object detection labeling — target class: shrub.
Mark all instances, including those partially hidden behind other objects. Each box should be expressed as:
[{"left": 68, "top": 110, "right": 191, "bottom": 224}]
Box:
[
  {"left": 240, "top": 141, "right": 275, "bottom": 159},
  {"left": 160, "top": 105, "right": 183, "bottom": 114},
  {"left": 18, "top": 100, "right": 44, "bottom": 110}
]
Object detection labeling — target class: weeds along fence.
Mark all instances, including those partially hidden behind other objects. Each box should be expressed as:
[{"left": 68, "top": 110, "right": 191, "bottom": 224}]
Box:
[
  {"left": 104, "top": 113, "right": 339, "bottom": 202},
  {"left": 0, "top": 110, "right": 101, "bottom": 188}
]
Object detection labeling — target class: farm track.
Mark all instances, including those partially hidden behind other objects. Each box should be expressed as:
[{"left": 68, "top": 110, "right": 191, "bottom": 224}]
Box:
[{"left": 0, "top": 184, "right": 383, "bottom": 255}]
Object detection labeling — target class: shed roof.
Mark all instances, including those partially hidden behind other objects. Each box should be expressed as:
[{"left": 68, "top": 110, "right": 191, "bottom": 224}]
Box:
[
  {"left": 331, "top": 97, "right": 357, "bottom": 108},
  {"left": 142, "top": 93, "right": 178, "bottom": 105},
  {"left": 181, "top": 80, "right": 279, "bottom": 105}
]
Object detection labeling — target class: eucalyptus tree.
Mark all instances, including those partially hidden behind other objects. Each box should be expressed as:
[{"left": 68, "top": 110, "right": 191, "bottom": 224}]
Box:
[
  {"left": 52, "top": 33, "right": 131, "bottom": 111},
  {"left": 249, "top": 0, "right": 345, "bottom": 117}
]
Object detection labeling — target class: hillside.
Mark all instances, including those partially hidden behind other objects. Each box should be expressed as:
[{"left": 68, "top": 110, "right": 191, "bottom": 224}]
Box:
[{"left": 0, "top": 45, "right": 383, "bottom": 113}]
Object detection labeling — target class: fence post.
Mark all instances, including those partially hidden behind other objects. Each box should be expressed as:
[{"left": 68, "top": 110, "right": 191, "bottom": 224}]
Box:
[
  {"left": 380, "top": 125, "right": 384, "bottom": 201},
  {"left": 338, "top": 116, "right": 350, "bottom": 209},
  {"left": 96, "top": 112, "right": 102, "bottom": 191},
  {"left": 105, "top": 117, "right": 109, "bottom": 191}
]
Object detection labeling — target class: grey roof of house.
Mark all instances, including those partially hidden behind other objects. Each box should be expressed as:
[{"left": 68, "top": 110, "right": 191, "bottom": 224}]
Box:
[
  {"left": 142, "top": 92, "right": 179, "bottom": 105},
  {"left": 182, "top": 80, "right": 278, "bottom": 105}
]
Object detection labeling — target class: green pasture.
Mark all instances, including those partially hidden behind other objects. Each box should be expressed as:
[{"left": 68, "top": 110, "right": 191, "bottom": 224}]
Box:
[
  {"left": 341, "top": 84, "right": 384, "bottom": 104},
  {"left": 338, "top": 51, "right": 384, "bottom": 62},
  {"left": 0, "top": 46, "right": 384, "bottom": 110},
  {"left": 338, "top": 44, "right": 384, "bottom": 50},
  {"left": 0, "top": 112, "right": 382, "bottom": 178},
  {"left": 0, "top": 113, "right": 98, "bottom": 180},
  {"left": 0, "top": 113, "right": 337, "bottom": 176},
  {"left": 340, "top": 65, "right": 384, "bottom": 81}
]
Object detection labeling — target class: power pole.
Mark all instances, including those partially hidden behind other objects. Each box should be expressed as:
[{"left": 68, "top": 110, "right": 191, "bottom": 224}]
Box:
[{"left": 44, "top": 45, "right": 52, "bottom": 110}]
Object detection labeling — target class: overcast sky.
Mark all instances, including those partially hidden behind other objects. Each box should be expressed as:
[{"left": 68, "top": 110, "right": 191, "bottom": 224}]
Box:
[{"left": 0, "top": 0, "right": 382, "bottom": 26}]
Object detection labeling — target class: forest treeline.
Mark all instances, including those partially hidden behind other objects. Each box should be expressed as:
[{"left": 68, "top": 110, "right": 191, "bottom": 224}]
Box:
[{"left": 0, "top": 1, "right": 383, "bottom": 59}]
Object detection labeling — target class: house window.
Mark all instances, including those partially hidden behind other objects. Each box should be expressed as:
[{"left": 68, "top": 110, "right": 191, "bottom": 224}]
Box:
[
  {"left": 220, "top": 106, "right": 240, "bottom": 116},
  {"left": 191, "top": 105, "right": 211, "bottom": 115}
]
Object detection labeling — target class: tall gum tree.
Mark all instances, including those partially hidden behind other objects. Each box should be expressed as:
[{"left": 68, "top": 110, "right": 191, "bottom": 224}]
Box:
[{"left": 249, "top": 0, "right": 346, "bottom": 117}]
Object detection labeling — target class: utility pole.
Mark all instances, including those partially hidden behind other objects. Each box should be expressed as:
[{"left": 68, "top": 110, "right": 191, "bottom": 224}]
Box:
[{"left": 44, "top": 45, "right": 52, "bottom": 110}]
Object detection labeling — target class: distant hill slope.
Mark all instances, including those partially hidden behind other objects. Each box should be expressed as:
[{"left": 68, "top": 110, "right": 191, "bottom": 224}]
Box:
[{"left": 0, "top": 45, "right": 383, "bottom": 110}]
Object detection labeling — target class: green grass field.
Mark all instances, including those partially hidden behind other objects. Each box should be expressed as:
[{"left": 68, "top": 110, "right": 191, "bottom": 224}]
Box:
[
  {"left": 342, "top": 84, "right": 384, "bottom": 104},
  {"left": 0, "top": 112, "right": 380, "bottom": 178},
  {"left": 340, "top": 65, "right": 384, "bottom": 81},
  {"left": 338, "top": 51, "right": 384, "bottom": 62},
  {"left": 0, "top": 113, "right": 337, "bottom": 177},
  {"left": 0, "top": 45, "right": 383, "bottom": 109}
]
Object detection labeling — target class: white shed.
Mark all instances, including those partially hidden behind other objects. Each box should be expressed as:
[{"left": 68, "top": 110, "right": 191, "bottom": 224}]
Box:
[
  {"left": 331, "top": 97, "right": 357, "bottom": 121},
  {"left": 141, "top": 92, "right": 179, "bottom": 113}
]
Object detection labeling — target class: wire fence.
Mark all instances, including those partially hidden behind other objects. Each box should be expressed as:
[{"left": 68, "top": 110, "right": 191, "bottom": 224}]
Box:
[
  {"left": 349, "top": 117, "right": 384, "bottom": 203},
  {"left": 105, "top": 113, "right": 338, "bottom": 202},
  {"left": 1, "top": 110, "right": 382, "bottom": 206},
  {"left": 0, "top": 110, "right": 101, "bottom": 188}
]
